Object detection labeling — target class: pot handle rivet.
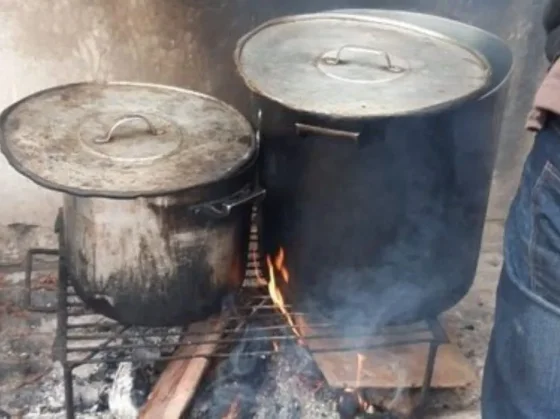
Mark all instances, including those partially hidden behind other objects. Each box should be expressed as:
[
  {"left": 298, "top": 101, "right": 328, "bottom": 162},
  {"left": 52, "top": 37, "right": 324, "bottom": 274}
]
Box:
[
  {"left": 94, "top": 114, "right": 163, "bottom": 144},
  {"left": 322, "top": 44, "right": 404, "bottom": 73}
]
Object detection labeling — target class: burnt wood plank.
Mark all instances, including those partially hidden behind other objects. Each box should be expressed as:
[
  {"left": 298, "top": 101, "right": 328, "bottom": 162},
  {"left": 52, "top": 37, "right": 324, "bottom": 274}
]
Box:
[{"left": 139, "top": 317, "right": 226, "bottom": 419}]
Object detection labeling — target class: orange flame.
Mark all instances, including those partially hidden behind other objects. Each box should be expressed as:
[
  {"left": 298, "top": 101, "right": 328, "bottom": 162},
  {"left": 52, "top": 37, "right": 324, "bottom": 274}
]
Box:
[
  {"left": 267, "top": 249, "right": 302, "bottom": 341},
  {"left": 356, "top": 353, "right": 365, "bottom": 388},
  {"left": 222, "top": 398, "right": 239, "bottom": 419},
  {"left": 355, "top": 353, "right": 369, "bottom": 410},
  {"left": 274, "top": 248, "right": 289, "bottom": 283}
]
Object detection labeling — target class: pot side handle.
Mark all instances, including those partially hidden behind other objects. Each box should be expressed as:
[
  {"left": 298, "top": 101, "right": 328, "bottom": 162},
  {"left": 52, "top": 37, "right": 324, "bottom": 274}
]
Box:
[
  {"left": 191, "top": 187, "right": 266, "bottom": 219},
  {"left": 295, "top": 122, "right": 360, "bottom": 142}
]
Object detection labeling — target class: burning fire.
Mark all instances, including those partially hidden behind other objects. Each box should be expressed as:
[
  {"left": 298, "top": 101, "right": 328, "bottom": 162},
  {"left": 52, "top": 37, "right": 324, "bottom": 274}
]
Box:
[
  {"left": 253, "top": 247, "right": 289, "bottom": 284},
  {"left": 254, "top": 246, "right": 302, "bottom": 342},
  {"left": 340, "top": 353, "right": 370, "bottom": 412},
  {"left": 266, "top": 249, "right": 302, "bottom": 341},
  {"left": 356, "top": 353, "right": 365, "bottom": 388},
  {"left": 338, "top": 353, "right": 372, "bottom": 415},
  {"left": 355, "top": 353, "right": 369, "bottom": 410},
  {"left": 273, "top": 247, "right": 289, "bottom": 283}
]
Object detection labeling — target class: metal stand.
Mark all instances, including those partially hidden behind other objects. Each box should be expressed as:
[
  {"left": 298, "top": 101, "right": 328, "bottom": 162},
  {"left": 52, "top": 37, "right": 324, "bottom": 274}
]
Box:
[
  {"left": 21, "top": 212, "right": 447, "bottom": 419},
  {"left": 415, "top": 320, "right": 445, "bottom": 417},
  {"left": 22, "top": 211, "right": 61, "bottom": 313}
]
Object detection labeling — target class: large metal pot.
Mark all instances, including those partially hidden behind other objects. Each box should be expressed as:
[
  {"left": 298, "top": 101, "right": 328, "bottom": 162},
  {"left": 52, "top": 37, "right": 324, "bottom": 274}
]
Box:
[
  {"left": 0, "top": 82, "right": 264, "bottom": 326},
  {"left": 235, "top": 12, "right": 513, "bottom": 327}
]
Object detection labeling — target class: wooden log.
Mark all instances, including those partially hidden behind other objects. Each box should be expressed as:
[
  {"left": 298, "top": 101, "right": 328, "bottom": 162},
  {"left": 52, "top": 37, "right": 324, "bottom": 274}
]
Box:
[{"left": 139, "top": 317, "right": 226, "bottom": 419}]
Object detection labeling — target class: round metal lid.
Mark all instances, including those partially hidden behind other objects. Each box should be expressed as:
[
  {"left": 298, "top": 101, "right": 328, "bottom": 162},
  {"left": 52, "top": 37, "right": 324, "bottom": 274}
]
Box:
[
  {"left": 0, "top": 82, "right": 255, "bottom": 198},
  {"left": 234, "top": 13, "right": 491, "bottom": 118}
]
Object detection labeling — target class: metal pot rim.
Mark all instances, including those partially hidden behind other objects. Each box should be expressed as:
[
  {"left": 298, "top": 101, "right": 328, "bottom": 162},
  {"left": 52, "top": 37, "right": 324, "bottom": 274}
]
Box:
[
  {"left": 0, "top": 81, "right": 257, "bottom": 199},
  {"left": 234, "top": 12, "right": 492, "bottom": 119}
]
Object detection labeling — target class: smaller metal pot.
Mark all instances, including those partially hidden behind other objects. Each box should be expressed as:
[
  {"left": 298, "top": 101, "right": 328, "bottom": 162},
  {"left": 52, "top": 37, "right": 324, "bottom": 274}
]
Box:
[
  {"left": 0, "top": 82, "right": 263, "bottom": 326},
  {"left": 62, "top": 183, "right": 264, "bottom": 326}
]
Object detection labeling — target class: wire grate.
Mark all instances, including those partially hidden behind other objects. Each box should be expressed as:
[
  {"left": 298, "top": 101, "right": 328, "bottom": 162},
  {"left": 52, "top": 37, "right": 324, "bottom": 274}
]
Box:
[{"left": 22, "top": 210, "right": 447, "bottom": 419}]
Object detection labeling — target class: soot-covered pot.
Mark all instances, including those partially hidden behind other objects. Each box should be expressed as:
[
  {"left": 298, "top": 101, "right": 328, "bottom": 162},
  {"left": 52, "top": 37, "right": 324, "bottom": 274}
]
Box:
[{"left": 0, "top": 82, "right": 264, "bottom": 326}]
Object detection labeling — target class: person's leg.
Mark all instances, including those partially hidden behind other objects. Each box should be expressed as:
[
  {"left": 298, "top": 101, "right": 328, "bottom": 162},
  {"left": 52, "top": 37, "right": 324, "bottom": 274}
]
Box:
[{"left": 482, "top": 122, "right": 560, "bottom": 418}]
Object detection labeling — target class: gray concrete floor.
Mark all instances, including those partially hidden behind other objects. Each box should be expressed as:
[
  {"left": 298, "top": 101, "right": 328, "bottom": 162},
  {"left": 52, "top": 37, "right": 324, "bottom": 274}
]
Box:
[{"left": 0, "top": 221, "right": 504, "bottom": 418}]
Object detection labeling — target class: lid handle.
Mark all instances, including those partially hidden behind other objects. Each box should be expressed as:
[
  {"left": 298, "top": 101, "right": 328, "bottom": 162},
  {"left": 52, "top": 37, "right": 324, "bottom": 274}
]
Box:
[
  {"left": 94, "top": 114, "right": 161, "bottom": 144},
  {"left": 322, "top": 45, "right": 404, "bottom": 73}
]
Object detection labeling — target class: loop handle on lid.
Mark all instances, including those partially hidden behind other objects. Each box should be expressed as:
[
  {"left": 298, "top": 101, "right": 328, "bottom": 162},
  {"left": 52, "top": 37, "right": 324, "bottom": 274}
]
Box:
[
  {"left": 322, "top": 45, "right": 405, "bottom": 73},
  {"left": 94, "top": 114, "right": 162, "bottom": 144}
]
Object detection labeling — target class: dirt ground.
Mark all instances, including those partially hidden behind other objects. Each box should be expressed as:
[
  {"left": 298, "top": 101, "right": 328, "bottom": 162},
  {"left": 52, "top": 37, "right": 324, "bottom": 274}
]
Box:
[
  {"left": 422, "top": 221, "right": 504, "bottom": 419},
  {"left": 0, "top": 220, "right": 504, "bottom": 418}
]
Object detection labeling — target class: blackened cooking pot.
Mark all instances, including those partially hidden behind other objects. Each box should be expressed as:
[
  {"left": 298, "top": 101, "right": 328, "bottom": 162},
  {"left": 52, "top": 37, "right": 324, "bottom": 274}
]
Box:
[
  {"left": 0, "top": 82, "right": 264, "bottom": 326},
  {"left": 235, "top": 12, "right": 512, "bottom": 327}
]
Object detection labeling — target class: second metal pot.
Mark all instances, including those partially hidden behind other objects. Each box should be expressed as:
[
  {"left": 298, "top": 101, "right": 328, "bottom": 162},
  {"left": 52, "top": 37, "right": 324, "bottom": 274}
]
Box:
[
  {"left": 0, "top": 81, "right": 263, "bottom": 326},
  {"left": 235, "top": 12, "right": 512, "bottom": 327}
]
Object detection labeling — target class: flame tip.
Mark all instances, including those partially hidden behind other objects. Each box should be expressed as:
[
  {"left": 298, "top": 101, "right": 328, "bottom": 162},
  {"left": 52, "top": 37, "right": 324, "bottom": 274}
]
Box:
[{"left": 266, "top": 248, "right": 302, "bottom": 339}]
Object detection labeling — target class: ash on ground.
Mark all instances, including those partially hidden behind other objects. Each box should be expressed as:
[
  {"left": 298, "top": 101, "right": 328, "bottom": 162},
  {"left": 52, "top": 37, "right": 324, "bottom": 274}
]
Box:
[
  {"left": 188, "top": 318, "right": 400, "bottom": 419},
  {"left": 2, "top": 318, "right": 177, "bottom": 417},
  {"left": 0, "top": 270, "right": 177, "bottom": 418},
  {"left": 188, "top": 330, "right": 339, "bottom": 419}
]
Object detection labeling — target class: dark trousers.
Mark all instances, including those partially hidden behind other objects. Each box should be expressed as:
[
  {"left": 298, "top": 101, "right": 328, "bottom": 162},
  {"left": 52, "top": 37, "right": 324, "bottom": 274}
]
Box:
[{"left": 482, "top": 122, "right": 560, "bottom": 418}]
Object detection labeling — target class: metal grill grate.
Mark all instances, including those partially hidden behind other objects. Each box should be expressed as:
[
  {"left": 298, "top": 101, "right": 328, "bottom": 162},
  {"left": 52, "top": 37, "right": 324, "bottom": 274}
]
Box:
[{"left": 22, "top": 210, "right": 447, "bottom": 419}]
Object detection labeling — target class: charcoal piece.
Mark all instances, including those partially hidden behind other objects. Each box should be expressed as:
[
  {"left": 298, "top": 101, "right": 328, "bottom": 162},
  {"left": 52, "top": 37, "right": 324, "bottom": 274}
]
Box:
[
  {"left": 227, "top": 322, "right": 274, "bottom": 378},
  {"left": 337, "top": 390, "right": 361, "bottom": 419},
  {"left": 97, "top": 392, "right": 109, "bottom": 411},
  {"left": 188, "top": 382, "right": 257, "bottom": 418},
  {"left": 130, "top": 365, "right": 153, "bottom": 407}
]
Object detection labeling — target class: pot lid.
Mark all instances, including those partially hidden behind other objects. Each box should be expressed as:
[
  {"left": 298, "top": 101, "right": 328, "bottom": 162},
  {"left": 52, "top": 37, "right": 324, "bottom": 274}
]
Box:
[
  {"left": 0, "top": 82, "right": 255, "bottom": 198},
  {"left": 234, "top": 13, "right": 491, "bottom": 118}
]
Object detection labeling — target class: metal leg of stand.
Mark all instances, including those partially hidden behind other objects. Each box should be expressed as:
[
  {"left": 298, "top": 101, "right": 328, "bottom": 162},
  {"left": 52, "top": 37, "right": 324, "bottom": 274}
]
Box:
[
  {"left": 23, "top": 210, "right": 62, "bottom": 312},
  {"left": 63, "top": 366, "right": 75, "bottom": 419},
  {"left": 55, "top": 240, "right": 74, "bottom": 419},
  {"left": 23, "top": 248, "right": 59, "bottom": 312},
  {"left": 411, "top": 317, "right": 447, "bottom": 418},
  {"left": 419, "top": 342, "right": 439, "bottom": 406},
  {"left": 23, "top": 250, "right": 32, "bottom": 309}
]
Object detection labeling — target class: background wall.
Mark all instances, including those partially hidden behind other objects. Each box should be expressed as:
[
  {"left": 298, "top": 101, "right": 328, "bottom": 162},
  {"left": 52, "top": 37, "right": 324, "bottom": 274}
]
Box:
[
  {"left": 0, "top": 0, "right": 547, "bottom": 264},
  {"left": 0, "top": 0, "right": 211, "bottom": 264}
]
